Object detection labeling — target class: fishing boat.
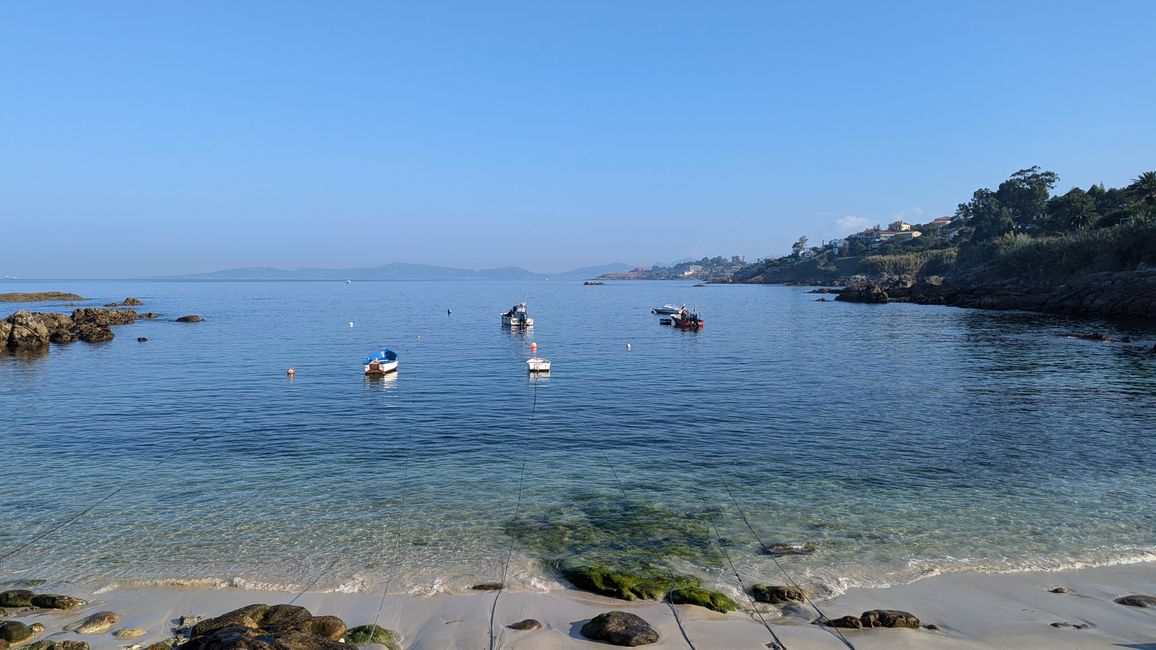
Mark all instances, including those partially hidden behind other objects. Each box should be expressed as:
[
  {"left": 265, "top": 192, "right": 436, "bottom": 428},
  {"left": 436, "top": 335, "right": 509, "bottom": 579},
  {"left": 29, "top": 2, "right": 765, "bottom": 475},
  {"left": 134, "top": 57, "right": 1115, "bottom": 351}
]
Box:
[
  {"left": 652, "top": 304, "right": 682, "bottom": 315},
  {"left": 501, "top": 302, "right": 534, "bottom": 328},
  {"left": 363, "top": 349, "right": 398, "bottom": 375},
  {"left": 527, "top": 357, "right": 551, "bottom": 373},
  {"left": 671, "top": 308, "right": 704, "bottom": 330}
]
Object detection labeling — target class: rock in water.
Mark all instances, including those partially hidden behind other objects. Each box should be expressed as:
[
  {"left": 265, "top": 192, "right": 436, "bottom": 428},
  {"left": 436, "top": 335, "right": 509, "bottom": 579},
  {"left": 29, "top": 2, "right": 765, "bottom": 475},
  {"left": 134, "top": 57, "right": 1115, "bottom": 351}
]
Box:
[
  {"left": 506, "top": 619, "right": 542, "bottom": 631},
  {"left": 57, "top": 642, "right": 90, "bottom": 650},
  {"left": 175, "top": 315, "right": 202, "bottom": 323},
  {"left": 67, "top": 611, "right": 119, "bottom": 633},
  {"left": 1116, "top": 594, "right": 1156, "bottom": 608},
  {"left": 113, "top": 628, "right": 147, "bottom": 639},
  {"left": 0, "top": 590, "right": 34, "bottom": 607},
  {"left": 4, "top": 311, "right": 50, "bottom": 351},
  {"left": 750, "top": 584, "right": 806, "bottom": 604},
  {"left": 0, "top": 621, "right": 36, "bottom": 643},
  {"left": 860, "top": 609, "right": 921, "bottom": 629},
  {"left": 30, "top": 594, "right": 87, "bottom": 610},
  {"left": 344, "top": 624, "right": 401, "bottom": 649},
  {"left": 580, "top": 611, "right": 659, "bottom": 646},
  {"left": 121, "top": 297, "right": 144, "bottom": 306}
]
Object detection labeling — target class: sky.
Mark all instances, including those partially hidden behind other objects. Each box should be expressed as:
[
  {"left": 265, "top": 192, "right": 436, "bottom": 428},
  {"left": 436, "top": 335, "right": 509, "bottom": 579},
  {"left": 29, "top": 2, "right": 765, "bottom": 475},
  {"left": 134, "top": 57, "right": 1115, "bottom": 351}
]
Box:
[{"left": 2, "top": 1, "right": 1154, "bottom": 278}]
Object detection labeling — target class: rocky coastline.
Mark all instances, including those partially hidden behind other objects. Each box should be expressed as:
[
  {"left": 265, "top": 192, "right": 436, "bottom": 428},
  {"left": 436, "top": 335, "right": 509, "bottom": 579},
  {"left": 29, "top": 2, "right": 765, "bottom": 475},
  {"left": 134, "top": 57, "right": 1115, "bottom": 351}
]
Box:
[
  {"left": 831, "top": 268, "right": 1156, "bottom": 319},
  {"left": 2, "top": 296, "right": 201, "bottom": 354}
]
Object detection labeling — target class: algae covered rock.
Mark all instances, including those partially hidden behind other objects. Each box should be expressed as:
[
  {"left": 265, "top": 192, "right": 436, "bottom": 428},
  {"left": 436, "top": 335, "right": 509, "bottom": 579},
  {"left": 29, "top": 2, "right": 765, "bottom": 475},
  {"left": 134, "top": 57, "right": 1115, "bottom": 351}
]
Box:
[
  {"left": 668, "top": 586, "right": 738, "bottom": 613},
  {"left": 580, "top": 611, "right": 658, "bottom": 646},
  {"left": 826, "top": 615, "right": 862, "bottom": 629},
  {"left": 175, "top": 315, "right": 203, "bottom": 323},
  {"left": 190, "top": 604, "right": 269, "bottom": 636},
  {"left": 301, "top": 615, "right": 346, "bottom": 641},
  {"left": 0, "top": 621, "right": 36, "bottom": 643},
  {"left": 0, "top": 591, "right": 34, "bottom": 607},
  {"left": 344, "top": 624, "right": 401, "bottom": 649},
  {"left": 113, "top": 628, "right": 147, "bottom": 639},
  {"left": 560, "top": 563, "right": 698, "bottom": 601},
  {"left": 30, "top": 594, "right": 86, "bottom": 610},
  {"left": 750, "top": 584, "right": 806, "bottom": 604}
]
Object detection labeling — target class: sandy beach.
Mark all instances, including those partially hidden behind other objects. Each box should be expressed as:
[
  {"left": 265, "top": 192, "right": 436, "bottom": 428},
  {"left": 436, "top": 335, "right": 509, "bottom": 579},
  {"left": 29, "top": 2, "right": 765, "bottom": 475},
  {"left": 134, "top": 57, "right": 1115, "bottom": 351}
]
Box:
[{"left": 5, "top": 562, "right": 1155, "bottom": 649}]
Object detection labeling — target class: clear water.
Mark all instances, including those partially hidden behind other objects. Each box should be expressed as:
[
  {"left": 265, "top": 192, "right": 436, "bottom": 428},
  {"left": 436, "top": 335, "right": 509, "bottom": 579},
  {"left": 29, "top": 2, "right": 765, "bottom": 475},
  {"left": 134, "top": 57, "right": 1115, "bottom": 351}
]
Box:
[{"left": 2, "top": 280, "right": 1155, "bottom": 599}]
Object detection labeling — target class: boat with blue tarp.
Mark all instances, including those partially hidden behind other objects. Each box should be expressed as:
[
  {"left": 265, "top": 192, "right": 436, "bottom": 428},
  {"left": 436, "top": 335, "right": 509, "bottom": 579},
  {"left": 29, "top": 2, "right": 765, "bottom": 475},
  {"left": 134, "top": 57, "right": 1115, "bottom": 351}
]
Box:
[{"left": 363, "top": 349, "right": 399, "bottom": 375}]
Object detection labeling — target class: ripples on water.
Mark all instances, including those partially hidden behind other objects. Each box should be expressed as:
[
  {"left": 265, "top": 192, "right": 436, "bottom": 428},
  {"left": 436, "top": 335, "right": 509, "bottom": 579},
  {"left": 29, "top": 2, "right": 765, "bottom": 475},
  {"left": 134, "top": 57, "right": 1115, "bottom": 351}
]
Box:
[{"left": 2, "top": 280, "right": 1155, "bottom": 598}]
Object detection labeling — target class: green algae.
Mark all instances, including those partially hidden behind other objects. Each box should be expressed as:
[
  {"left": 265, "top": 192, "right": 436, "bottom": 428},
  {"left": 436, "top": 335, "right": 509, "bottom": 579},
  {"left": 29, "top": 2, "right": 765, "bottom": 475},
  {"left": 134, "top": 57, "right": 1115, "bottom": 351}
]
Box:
[
  {"left": 559, "top": 562, "right": 699, "bottom": 601},
  {"left": 345, "top": 624, "right": 401, "bottom": 649},
  {"left": 668, "top": 586, "right": 739, "bottom": 612}
]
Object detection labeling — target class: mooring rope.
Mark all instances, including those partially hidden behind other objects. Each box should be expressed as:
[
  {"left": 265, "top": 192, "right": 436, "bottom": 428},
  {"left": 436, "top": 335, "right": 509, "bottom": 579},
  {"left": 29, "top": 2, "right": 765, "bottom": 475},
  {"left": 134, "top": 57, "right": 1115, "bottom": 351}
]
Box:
[
  {"left": 487, "top": 378, "right": 538, "bottom": 650},
  {"left": 0, "top": 434, "right": 204, "bottom": 565},
  {"left": 598, "top": 449, "right": 698, "bottom": 650},
  {"left": 700, "top": 496, "right": 789, "bottom": 650},
  {"left": 722, "top": 481, "right": 856, "bottom": 650}
]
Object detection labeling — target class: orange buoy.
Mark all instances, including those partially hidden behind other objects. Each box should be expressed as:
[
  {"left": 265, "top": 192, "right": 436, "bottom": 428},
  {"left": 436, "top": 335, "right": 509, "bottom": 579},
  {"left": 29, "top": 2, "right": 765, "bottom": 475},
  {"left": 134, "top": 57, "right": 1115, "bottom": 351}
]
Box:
[{"left": 530, "top": 342, "right": 538, "bottom": 352}]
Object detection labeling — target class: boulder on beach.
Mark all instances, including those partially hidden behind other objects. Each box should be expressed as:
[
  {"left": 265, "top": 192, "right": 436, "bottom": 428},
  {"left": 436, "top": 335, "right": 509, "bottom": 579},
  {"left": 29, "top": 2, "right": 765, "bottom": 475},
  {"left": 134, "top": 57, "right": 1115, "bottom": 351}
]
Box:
[
  {"left": 113, "top": 628, "right": 146, "bottom": 639},
  {"left": 344, "top": 624, "right": 402, "bottom": 649},
  {"left": 750, "top": 584, "right": 806, "bottom": 604},
  {"left": 0, "top": 621, "right": 36, "bottom": 643},
  {"left": 825, "top": 615, "right": 863, "bottom": 629},
  {"left": 29, "top": 594, "right": 86, "bottom": 610},
  {"left": 66, "top": 611, "right": 118, "bottom": 634},
  {"left": 580, "top": 611, "right": 659, "bottom": 646},
  {"left": 184, "top": 604, "right": 349, "bottom": 650},
  {"left": 861, "top": 609, "right": 921, "bottom": 629},
  {"left": 506, "top": 619, "right": 541, "bottom": 631},
  {"left": 175, "top": 315, "right": 203, "bottom": 323},
  {"left": 0, "top": 590, "right": 34, "bottom": 608},
  {"left": 1115, "top": 594, "right": 1156, "bottom": 608}
]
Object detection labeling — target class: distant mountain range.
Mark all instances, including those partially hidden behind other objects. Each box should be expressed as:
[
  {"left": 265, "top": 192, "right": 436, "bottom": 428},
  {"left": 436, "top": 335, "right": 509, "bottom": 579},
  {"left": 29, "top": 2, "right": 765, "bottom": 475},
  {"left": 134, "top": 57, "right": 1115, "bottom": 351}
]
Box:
[{"left": 159, "top": 262, "right": 635, "bottom": 281}]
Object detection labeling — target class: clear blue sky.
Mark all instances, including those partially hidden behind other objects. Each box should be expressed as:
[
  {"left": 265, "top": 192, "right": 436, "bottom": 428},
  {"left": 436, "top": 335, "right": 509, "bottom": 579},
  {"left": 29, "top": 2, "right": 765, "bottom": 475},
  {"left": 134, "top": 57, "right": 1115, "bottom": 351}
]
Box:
[{"left": 2, "top": 1, "right": 1154, "bottom": 277}]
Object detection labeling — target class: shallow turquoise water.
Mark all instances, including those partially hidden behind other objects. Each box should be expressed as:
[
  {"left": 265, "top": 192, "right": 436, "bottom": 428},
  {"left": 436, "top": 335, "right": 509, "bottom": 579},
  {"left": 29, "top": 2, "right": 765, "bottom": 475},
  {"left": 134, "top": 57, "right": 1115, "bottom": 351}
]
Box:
[{"left": 2, "top": 280, "right": 1155, "bottom": 597}]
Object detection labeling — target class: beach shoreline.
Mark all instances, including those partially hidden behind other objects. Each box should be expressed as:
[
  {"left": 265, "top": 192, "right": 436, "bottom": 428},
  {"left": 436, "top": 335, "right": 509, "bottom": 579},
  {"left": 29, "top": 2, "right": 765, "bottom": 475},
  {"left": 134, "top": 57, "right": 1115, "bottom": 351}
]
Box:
[{"left": 6, "top": 562, "right": 1156, "bottom": 649}]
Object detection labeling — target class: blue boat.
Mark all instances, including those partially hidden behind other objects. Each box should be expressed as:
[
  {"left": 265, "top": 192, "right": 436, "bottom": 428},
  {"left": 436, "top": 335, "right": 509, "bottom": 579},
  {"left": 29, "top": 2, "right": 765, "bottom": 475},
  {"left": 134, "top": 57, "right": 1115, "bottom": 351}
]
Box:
[{"left": 363, "top": 349, "right": 398, "bottom": 375}]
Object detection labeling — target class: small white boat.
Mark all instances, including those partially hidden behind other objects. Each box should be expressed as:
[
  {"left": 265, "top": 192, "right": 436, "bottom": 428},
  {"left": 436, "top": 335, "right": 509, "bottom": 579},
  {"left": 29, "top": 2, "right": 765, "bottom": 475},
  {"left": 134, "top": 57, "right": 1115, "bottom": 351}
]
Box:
[
  {"left": 652, "top": 304, "right": 683, "bottom": 315},
  {"left": 527, "top": 357, "right": 551, "bottom": 373},
  {"left": 363, "top": 349, "right": 398, "bottom": 375},
  {"left": 501, "top": 302, "right": 534, "bottom": 328}
]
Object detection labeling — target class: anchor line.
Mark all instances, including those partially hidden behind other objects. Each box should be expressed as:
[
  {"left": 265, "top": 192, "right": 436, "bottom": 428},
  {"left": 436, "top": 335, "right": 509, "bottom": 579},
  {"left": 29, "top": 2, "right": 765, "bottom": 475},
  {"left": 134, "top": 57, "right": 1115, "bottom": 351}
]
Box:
[
  {"left": 598, "top": 449, "right": 698, "bottom": 650},
  {"left": 722, "top": 481, "right": 856, "bottom": 650},
  {"left": 700, "top": 496, "right": 789, "bottom": 650}
]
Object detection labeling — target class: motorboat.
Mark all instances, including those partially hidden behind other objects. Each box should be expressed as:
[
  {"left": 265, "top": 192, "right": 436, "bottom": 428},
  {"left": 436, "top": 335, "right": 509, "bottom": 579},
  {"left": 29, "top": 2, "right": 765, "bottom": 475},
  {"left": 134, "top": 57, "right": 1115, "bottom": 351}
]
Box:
[
  {"left": 363, "top": 349, "right": 398, "bottom": 375},
  {"left": 501, "top": 302, "right": 534, "bottom": 328},
  {"left": 527, "top": 357, "right": 551, "bottom": 373},
  {"left": 671, "top": 308, "right": 704, "bottom": 330},
  {"left": 651, "top": 304, "right": 682, "bottom": 315}
]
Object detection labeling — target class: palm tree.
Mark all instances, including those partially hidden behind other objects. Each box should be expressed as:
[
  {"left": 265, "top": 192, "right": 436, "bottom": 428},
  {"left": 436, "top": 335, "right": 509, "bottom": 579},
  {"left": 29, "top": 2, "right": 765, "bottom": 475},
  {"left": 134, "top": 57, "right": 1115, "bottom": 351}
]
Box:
[{"left": 1125, "top": 171, "right": 1156, "bottom": 208}]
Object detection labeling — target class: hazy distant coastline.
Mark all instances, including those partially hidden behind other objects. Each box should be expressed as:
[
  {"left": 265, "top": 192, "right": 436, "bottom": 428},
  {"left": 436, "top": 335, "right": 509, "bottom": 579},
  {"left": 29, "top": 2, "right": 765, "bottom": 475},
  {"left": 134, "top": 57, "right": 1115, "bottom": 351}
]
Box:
[{"left": 156, "top": 262, "right": 634, "bottom": 282}]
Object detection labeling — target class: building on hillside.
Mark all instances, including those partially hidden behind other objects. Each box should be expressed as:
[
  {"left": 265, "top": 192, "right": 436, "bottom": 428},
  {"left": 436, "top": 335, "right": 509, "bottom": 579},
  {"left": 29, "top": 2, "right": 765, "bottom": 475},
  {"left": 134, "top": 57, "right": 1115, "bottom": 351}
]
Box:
[
  {"left": 888, "top": 220, "right": 912, "bottom": 232},
  {"left": 879, "top": 229, "right": 922, "bottom": 241},
  {"left": 929, "top": 216, "right": 953, "bottom": 227}
]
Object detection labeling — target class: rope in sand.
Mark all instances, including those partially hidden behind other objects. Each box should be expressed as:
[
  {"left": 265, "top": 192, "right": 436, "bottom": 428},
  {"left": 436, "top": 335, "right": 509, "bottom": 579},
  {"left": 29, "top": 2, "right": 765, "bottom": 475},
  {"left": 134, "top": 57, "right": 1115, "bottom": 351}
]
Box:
[
  {"left": 487, "top": 375, "right": 537, "bottom": 650},
  {"left": 722, "top": 481, "right": 857, "bottom": 650}
]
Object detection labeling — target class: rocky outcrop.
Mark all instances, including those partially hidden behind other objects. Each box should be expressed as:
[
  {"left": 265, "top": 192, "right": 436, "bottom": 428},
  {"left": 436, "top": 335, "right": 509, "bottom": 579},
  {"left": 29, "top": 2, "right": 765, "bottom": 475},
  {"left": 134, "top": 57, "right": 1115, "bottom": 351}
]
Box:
[
  {"left": 29, "top": 594, "right": 87, "bottom": 610},
  {"left": 3, "top": 308, "right": 145, "bottom": 352},
  {"left": 822, "top": 609, "right": 922, "bottom": 630},
  {"left": 0, "top": 292, "right": 85, "bottom": 302},
  {"left": 0, "top": 591, "right": 34, "bottom": 607},
  {"left": 175, "top": 315, "right": 203, "bottom": 323},
  {"left": 1115, "top": 594, "right": 1156, "bottom": 608},
  {"left": 344, "top": 624, "right": 401, "bottom": 649},
  {"left": 183, "top": 604, "right": 347, "bottom": 650},
  {"left": 121, "top": 297, "right": 143, "bottom": 306},
  {"left": 835, "top": 278, "right": 889, "bottom": 304},
  {"left": 580, "top": 611, "right": 659, "bottom": 646}
]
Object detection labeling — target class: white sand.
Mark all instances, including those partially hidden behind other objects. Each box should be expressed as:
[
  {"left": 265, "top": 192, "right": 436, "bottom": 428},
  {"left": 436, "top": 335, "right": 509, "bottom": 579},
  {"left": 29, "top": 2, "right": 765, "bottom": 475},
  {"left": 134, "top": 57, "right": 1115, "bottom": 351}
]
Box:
[{"left": 9, "top": 563, "right": 1156, "bottom": 649}]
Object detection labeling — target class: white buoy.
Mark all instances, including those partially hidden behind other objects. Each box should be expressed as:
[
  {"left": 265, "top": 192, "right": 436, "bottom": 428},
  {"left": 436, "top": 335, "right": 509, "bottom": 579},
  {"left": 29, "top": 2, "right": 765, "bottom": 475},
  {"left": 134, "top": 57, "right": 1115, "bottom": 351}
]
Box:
[
  {"left": 626, "top": 343, "right": 632, "bottom": 350},
  {"left": 348, "top": 321, "right": 354, "bottom": 328}
]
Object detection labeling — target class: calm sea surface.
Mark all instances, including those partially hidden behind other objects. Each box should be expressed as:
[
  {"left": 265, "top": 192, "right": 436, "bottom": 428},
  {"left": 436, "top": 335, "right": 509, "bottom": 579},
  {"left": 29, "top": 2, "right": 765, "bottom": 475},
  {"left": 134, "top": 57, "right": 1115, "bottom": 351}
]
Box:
[{"left": 2, "top": 280, "right": 1155, "bottom": 598}]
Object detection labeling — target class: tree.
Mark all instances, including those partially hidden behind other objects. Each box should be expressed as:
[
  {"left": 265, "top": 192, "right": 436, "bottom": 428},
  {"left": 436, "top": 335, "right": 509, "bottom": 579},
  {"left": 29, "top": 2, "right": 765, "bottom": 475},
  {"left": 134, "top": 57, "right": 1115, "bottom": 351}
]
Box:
[
  {"left": 1125, "top": 171, "right": 1156, "bottom": 208},
  {"left": 957, "top": 188, "right": 1013, "bottom": 241},
  {"left": 791, "top": 235, "right": 809, "bottom": 256},
  {"left": 1047, "top": 188, "right": 1100, "bottom": 231},
  {"left": 995, "top": 166, "right": 1059, "bottom": 229}
]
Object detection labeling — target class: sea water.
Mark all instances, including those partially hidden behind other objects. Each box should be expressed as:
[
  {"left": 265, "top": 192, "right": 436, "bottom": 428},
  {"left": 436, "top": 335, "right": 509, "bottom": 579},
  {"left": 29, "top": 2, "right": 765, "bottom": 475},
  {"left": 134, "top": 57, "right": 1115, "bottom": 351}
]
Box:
[{"left": 2, "top": 280, "right": 1155, "bottom": 598}]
